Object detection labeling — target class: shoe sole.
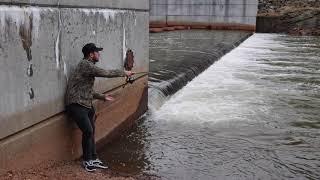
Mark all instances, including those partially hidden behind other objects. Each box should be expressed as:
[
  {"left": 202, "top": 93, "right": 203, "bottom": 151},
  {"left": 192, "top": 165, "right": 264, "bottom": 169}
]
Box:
[
  {"left": 93, "top": 164, "right": 108, "bottom": 169},
  {"left": 84, "top": 167, "right": 97, "bottom": 172}
]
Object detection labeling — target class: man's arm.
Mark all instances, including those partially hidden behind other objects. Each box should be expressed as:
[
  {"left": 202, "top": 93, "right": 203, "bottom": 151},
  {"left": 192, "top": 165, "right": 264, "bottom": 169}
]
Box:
[
  {"left": 93, "top": 92, "right": 115, "bottom": 102},
  {"left": 85, "top": 61, "right": 126, "bottom": 78}
]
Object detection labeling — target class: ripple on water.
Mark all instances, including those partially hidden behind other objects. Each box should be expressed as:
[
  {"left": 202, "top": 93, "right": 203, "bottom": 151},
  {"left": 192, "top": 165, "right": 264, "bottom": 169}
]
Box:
[{"left": 100, "top": 32, "right": 320, "bottom": 180}]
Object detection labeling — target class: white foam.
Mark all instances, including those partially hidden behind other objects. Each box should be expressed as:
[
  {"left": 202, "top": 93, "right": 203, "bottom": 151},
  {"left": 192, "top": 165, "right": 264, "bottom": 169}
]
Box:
[{"left": 152, "top": 34, "right": 277, "bottom": 124}]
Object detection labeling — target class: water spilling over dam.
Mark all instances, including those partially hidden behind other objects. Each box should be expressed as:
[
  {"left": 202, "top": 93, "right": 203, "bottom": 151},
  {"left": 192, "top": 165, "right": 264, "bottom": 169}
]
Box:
[
  {"left": 148, "top": 30, "right": 251, "bottom": 110},
  {"left": 0, "top": 0, "right": 261, "bottom": 174},
  {"left": 100, "top": 32, "right": 320, "bottom": 179}
]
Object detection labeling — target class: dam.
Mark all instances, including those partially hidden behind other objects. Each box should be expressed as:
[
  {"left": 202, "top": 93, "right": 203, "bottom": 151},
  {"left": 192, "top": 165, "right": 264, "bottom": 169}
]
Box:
[{"left": 2, "top": 0, "right": 319, "bottom": 179}]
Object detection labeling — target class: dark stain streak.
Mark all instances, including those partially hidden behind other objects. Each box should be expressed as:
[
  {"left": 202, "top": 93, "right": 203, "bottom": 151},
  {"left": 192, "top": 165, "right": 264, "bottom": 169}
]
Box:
[
  {"left": 19, "top": 15, "right": 33, "bottom": 61},
  {"left": 27, "top": 64, "right": 33, "bottom": 77},
  {"left": 29, "top": 88, "right": 34, "bottom": 99}
]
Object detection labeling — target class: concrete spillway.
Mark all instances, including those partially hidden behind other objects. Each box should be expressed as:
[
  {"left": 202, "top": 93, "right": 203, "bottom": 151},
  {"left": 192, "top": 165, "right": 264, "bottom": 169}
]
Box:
[
  {"left": 0, "top": 0, "right": 258, "bottom": 173},
  {"left": 148, "top": 30, "right": 252, "bottom": 110}
]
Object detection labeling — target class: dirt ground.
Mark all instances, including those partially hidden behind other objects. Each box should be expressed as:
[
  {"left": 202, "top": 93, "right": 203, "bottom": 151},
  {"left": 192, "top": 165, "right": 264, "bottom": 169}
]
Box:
[
  {"left": 257, "top": 0, "right": 320, "bottom": 35},
  {"left": 258, "top": 0, "right": 320, "bottom": 15},
  {"left": 0, "top": 160, "right": 158, "bottom": 180}
]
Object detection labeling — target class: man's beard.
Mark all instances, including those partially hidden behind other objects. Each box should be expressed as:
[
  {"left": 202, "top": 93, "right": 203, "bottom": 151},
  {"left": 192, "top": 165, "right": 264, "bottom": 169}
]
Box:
[{"left": 93, "top": 58, "right": 99, "bottom": 64}]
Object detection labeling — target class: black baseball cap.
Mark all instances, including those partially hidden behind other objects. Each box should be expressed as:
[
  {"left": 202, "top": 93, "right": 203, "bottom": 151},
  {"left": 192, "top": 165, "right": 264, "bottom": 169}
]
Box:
[{"left": 82, "top": 43, "right": 103, "bottom": 56}]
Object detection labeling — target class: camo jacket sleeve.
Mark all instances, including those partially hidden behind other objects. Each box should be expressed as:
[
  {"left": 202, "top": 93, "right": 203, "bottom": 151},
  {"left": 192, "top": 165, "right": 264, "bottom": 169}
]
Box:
[{"left": 81, "top": 59, "right": 126, "bottom": 78}]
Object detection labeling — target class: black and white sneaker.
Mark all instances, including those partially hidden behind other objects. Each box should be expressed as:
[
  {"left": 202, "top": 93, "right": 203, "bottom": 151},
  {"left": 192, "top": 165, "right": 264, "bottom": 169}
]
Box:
[
  {"left": 82, "top": 160, "right": 97, "bottom": 172},
  {"left": 92, "top": 158, "right": 108, "bottom": 169}
]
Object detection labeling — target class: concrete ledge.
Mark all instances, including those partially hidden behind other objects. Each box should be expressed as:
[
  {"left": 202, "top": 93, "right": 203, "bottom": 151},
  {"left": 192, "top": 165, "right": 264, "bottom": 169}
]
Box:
[
  {"left": 0, "top": 76, "right": 148, "bottom": 173},
  {"left": 150, "top": 28, "right": 164, "bottom": 33},
  {"left": 151, "top": 0, "right": 258, "bottom": 5},
  {"left": 0, "top": 0, "right": 149, "bottom": 10},
  {"left": 163, "top": 26, "right": 175, "bottom": 31},
  {"left": 150, "top": 22, "right": 256, "bottom": 32}
]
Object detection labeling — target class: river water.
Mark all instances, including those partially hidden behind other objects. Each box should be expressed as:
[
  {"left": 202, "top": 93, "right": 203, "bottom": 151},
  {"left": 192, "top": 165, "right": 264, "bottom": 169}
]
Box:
[{"left": 100, "top": 32, "right": 320, "bottom": 180}]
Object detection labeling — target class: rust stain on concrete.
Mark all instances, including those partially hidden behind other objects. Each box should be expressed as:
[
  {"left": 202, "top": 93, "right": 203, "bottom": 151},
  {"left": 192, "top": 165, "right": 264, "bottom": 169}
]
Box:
[
  {"left": 150, "top": 22, "right": 256, "bottom": 32},
  {"left": 0, "top": 76, "right": 148, "bottom": 173},
  {"left": 19, "top": 15, "right": 33, "bottom": 61}
]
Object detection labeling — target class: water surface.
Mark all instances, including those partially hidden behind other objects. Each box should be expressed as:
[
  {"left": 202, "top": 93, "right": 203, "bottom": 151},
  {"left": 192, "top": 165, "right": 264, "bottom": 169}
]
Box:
[{"left": 100, "top": 33, "right": 320, "bottom": 180}]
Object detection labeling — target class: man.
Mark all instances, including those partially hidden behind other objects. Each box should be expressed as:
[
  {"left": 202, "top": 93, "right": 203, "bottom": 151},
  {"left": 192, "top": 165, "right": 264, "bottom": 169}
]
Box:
[{"left": 65, "top": 43, "right": 133, "bottom": 172}]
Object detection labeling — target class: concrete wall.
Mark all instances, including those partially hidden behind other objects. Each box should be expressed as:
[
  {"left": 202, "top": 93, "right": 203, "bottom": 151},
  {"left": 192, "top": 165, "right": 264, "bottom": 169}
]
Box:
[
  {"left": 150, "top": 0, "right": 258, "bottom": 31},
  {"left": 0, "top": 0, "right": 149, "bottom": 171}
]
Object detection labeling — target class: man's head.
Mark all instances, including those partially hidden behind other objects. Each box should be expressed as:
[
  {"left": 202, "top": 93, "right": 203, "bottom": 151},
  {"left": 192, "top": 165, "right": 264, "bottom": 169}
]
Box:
[{"left": 82, "top": 43, "right": 103, "bottom": 62}]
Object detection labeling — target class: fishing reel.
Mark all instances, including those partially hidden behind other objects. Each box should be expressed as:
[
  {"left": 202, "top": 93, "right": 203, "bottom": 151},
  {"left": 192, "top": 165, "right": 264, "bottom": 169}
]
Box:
[
  {"left": 124, "top": 49, "right": 136, "bottom": 85},
  {"left": 126, "top": 76, "right": 135, "bottom": 84},
  {"left": 123, "top": 49, "right": 148, "bottom": 87}
]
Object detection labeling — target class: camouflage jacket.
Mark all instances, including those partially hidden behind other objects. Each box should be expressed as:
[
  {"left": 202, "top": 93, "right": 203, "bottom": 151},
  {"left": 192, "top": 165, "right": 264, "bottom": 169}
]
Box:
[{"left": 65, "top": 58, "right": 126, "bottom": 108}]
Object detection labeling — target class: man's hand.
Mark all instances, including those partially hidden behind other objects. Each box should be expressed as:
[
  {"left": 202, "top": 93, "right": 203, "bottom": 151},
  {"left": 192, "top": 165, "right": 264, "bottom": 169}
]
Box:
[
  {"left": 124, "top": 70, "right": 134, "bottom": 77},
  {"left": 105, "top": 95, "right": 114, "bottom": 101}
]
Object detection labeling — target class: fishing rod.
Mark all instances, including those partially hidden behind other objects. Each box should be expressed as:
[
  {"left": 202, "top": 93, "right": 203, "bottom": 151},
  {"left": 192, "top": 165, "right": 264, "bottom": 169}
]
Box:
[{"left": 134, "top": 72, "right": 149, "bottom": 75}]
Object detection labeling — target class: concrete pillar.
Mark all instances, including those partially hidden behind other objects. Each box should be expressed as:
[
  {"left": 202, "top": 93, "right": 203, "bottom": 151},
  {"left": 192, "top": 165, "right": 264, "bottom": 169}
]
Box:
[
  {"left": 150, "top": 0, "right": 258, "bottom": 31},
  {"left": 0, "top": 0, "right": 149, "bottom": 171}
]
